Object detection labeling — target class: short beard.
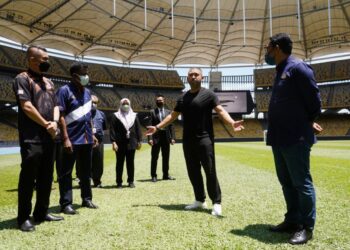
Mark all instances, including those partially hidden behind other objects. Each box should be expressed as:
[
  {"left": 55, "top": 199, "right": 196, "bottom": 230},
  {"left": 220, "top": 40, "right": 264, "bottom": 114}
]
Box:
[{"left": 189, "top": 81, "right": 201, "bottom": 90}]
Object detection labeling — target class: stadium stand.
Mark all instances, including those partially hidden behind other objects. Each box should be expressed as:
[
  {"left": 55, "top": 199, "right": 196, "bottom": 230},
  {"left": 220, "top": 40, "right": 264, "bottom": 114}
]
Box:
[
  {"left": 317, "top": 116, "right": 350, "bottom": 136},
  {"left": 0, "top": 44, "right": 349, "bottom": 142},
  {"left": 254, "top": 91, "right": 271, "bottom": 112},
  {"left": 255, "top": 82, "right": 349, "bottom": 111},
  {"left": 212, "top": 117, "right": 265, "bottom": 139},
  {"left": 90, "top": 87, "right": 120, "bottom": 110},
  {"left": 0, "top": 45, "right": 184, "bottom": 89},
  {"left": 0, "top": 123, "right": 18, "bottom": 142},
  {"left": 254, "top": 59, "right": 350, "bottom": 87},
  {"left": 0, "top": 74, "right": 15, "bottom": 102},
  {"left": 213, "top": 117, "right": 232, "bottom": 138},
  {"left": 254, "top": 61, "right": 349, "bottom": 139},
  {"left": 331, "top": 84, "right": 350, "bottom": 108}
]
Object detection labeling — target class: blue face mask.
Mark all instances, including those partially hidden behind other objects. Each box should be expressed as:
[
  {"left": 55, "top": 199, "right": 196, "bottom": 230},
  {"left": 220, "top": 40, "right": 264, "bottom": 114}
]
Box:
[{"left": 264, "top": 53, "right": 276, "bottom": 65}]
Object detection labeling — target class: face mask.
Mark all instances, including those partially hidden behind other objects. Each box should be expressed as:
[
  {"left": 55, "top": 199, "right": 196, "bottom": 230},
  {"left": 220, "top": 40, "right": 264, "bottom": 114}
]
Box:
[
  {"left": 156, "top": 101, "right": 163, "bottom": 108},
  {"left": 79, "top": 75, "right": 90, "bottom": 86},
  {"left": 264, "top": 52, "right": 276, "bottom": 65},
  {"left": 39, "top": 61, "right": 51, "bottom": 72},
  {"left": 121, "top": 104, "right": 129, "bottom": 112},
  {"left": 91, "top": 103, "right": 97, "bottom": 111}
]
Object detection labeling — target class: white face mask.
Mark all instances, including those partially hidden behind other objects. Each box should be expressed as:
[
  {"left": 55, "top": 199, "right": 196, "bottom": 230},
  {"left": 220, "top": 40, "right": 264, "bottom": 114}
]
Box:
[
  {"left": 121, "top": 104, "right": 130, "bottom": 112},
  {"left": 79, "top": 75, "right": 89, "bottom": 86}
]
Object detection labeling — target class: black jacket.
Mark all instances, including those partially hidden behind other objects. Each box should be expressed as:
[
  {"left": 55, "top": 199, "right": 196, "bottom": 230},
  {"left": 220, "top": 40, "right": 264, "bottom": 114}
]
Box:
[
  {"left": 110, "top": 114, "right": 142, "bottom": 150},
  {"left": 267, "top": 56, "right": 321, "bottom": 146},
  {"left": 148, "top": 108, "right": 175, "bottom": 144}
]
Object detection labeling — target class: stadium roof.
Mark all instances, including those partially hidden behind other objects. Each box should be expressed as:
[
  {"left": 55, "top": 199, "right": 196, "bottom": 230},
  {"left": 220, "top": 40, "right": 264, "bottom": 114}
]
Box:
[{"left": 0, "top": 0, "right": 349, "bottom": 66}]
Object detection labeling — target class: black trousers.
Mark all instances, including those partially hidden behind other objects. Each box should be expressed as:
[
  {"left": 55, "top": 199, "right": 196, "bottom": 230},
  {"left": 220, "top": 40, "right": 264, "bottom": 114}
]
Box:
[
  {"left": 18, "top": 142, "right": 55, "bottom": 225},
  {"left": 91, "top": 142, "right": 104, "bottom": 185},
  {"left": 57, "top": 144, "right": 93, "bottom": 208},
  {"left": 183, "top": 138, "right": 221, "bottom": 204},
  {"left": 54, "top": 142, "right": 63, "bottom": 182},
  {"left": 150, "top": 132, "right": 170, "bottom": 178},
  {"left": 116, "top": 147, "right": 135, "bottom": 184}
]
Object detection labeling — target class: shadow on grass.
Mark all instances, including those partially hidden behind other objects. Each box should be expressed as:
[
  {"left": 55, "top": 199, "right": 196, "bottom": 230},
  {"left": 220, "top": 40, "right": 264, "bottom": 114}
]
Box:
[
  {"left": 230, "top": 224, "right": 288, "bottom": 244},
  {"left": 100, "top": 184, "right": 118, "bottom": 189},
  {"left": 47, "top": 204, "right": 80, "bottom": 213},
  {"left": 137, "top": 179, "right": 160, "bottom": 183},
  {"left": 132, "top": 203, "right": 213, "bottom": 215},
  {"left": 0, "top": 204, "right": 79, "bottom": 231},
  {"left": 0, "top": 218, "right": 17, "bottom": 231},
  {"left": 5, "top": 188, "right": 17, "bottom": 192}
]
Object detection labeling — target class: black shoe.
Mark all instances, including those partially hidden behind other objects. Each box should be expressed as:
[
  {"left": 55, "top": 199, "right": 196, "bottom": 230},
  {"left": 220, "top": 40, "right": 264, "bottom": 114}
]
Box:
[
  {"left": 163, "top": 176, "right": 176, "bottom": 180},
  {"left": 289, "top": 229, "right": 313, "bottom": 245},
  {"left": 128, "top": 182, "right": 135, "bottom": 188},
  {"left": 94, "top": 184, "right": 102, "bottom": 188},
  {"left": 116, "top": 183, "right": 123, "bottom": 189},
  {"left": 82, "top": 200, "right": 98, "bottom": 209},
  {"left": 44, "top": 213, "right": 64, "bottom": 222},
  {"left": 151, "top": 177, "right": 157, "bottom": 182},
  {"left": 269, "top": 221, "right": 302, "bottom": 233},
  {"left": 35, "top": 213, "right": 64, "bottom": 222},
  {"left": 61, "top": 205, "right": 77, "bottom": 215},
  {"left": 19, "top": 219, "right": 35, "bottom": 232}
]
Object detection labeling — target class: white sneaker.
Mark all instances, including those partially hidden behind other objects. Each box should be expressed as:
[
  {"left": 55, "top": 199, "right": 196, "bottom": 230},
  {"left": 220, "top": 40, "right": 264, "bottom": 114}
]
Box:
[
  {"left": 211, "top": 203, "right": 222, "bottom": 216},
  {"left": 184, "top": 201, "right": 208, "bottom": 210}
]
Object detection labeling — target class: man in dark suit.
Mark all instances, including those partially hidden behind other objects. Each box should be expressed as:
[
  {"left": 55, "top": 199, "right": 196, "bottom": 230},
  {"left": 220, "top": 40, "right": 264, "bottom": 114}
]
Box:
[
  {"left": 265, "top": 33, "right": 322, "bottom": 245},
  {"left": 148, "top": 94, "right": 176, "bottom": 182}
]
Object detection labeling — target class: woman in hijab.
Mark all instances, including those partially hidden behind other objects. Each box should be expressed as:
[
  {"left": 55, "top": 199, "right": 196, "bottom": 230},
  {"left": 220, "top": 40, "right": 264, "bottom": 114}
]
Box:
[{"left": 110, "top": 98, "right": 142, "bottom": 188}]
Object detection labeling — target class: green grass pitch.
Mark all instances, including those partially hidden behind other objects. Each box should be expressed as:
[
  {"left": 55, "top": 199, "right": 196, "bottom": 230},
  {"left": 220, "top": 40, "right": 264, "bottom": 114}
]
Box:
[{"left": 0, "top": 141, "right": 349, "bottom": 249}]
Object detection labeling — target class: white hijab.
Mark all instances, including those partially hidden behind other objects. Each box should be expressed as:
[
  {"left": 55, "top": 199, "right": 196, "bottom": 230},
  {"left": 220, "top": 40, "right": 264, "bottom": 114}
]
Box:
[{"left": 114, "top": 98, "right": 137, "bottom": 133}]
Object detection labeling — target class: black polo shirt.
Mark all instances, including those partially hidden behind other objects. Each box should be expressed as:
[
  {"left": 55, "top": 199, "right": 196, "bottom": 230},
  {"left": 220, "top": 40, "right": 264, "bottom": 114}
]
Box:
[
  {"left": 13, "top": 69, "right": 57, "bottom": 143},
  {"left": 174, "top": 87, "right": 219, "bottom": 141}
]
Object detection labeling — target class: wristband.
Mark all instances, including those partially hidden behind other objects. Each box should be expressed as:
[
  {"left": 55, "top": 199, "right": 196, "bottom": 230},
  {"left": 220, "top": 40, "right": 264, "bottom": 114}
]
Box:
[{"left": 156, "top": 125, "right": 160, "bottom": 131}]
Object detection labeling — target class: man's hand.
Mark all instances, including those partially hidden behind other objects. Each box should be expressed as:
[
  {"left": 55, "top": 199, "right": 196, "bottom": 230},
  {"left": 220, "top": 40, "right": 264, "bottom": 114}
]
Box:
[
  {"left": 231, "top": 120, "right": 245, "bottom": 132},
  {"left": 63, "top": 137, "right": 73, "bottom": 154},
  {"left": 46, "top": 121, "right": 57, "bottom": 139},
  {"left": 171, "top": 139, "right": 175, "bottom": 145},
  {"left": 148, "top": 140, "right": 154, "bottom": 146},
  {"left": 146, "top": 126, "right": 157, "bottom": 136},
  {"left": 112, "top": 142, "right": 118, "bottom": 152},
  {"left": 93, "top": 136, "right": 99, "bottom": 148},
  {"left": 312, "top": 122, "right": 323, "bottom": 135},
  {"left": 136, "top": 142, "right": 142, "bottom": 150}
]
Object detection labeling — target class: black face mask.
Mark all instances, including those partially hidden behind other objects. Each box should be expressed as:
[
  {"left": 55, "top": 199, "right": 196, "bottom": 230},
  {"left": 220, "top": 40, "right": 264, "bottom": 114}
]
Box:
[
  {"left": 156, "top": 101, "right": 164, "bottom": 108},
  {"left": 39, "top": 61, "right": 51, "bottom": 72}
]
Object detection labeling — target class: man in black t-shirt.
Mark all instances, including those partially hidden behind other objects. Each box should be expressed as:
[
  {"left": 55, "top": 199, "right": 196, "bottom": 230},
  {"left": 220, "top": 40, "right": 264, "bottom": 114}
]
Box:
[
  {"left": 146, "top": 68, "right": 244, "bottom": 216},
  {"left": 13, "top": 45, "right": 63, "bottom": 232}
]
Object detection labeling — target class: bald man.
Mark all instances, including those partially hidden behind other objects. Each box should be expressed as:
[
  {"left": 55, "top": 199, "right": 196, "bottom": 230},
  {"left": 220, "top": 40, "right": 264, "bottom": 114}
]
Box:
[
  {"left": 146, "top": 68, "right": 244, "bottom": 217},
  {"left": 13, "top": 45, "right": 64, "bottom": 232}
]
